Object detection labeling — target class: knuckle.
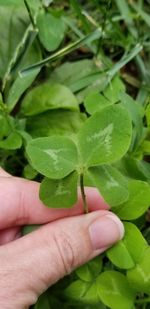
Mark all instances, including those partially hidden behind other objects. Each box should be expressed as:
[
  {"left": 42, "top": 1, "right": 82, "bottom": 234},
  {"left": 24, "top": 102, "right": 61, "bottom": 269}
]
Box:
[{"left": 52, "top": 230, "right": 77, "bottom": 275}]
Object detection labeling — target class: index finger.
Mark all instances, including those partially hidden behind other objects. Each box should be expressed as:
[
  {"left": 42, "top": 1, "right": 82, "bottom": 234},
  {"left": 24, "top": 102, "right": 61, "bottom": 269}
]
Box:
[{"left": 0, "top": 173, "right": 109, "bottom": 229}]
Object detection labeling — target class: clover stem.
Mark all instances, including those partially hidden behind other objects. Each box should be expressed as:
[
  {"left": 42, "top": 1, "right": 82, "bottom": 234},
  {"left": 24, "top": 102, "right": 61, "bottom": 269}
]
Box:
[{"left": 80, "top": 173, "right": 88, "bottom": 214}]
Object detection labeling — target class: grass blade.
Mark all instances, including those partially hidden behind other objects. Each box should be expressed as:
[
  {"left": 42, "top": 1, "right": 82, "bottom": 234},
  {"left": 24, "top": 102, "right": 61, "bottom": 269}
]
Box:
[
  {"left": 108, "top": 44, "right": 143, "bottom": 79},
  {"left": 20, "top": 29, "right": 101, "bottom": 76}
]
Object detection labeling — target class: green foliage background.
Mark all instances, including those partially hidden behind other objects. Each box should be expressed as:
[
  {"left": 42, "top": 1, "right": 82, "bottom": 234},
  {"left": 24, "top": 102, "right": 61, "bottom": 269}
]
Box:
[{"left": 0, "top": 0, "right": 150, "bottom": 308}]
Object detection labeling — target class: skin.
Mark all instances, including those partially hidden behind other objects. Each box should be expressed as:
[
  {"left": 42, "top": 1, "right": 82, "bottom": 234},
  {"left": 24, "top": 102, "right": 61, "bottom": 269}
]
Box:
[{"left": 0, "top": 168, "right": 124, "bottom": 309}]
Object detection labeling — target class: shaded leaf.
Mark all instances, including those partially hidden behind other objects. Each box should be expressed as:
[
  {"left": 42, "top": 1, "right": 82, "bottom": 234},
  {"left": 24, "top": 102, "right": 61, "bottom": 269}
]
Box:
[
  {"left": 84, "top": 92, "right": 112, "bottom": 115},
  {"left": 37, "top": 9, "right": 66, "bottom": 51},
  {"left": 35, "top": 291, "right": 51, "bottom": 309},
  {"left": 26, "top": 110, "right": 86, "bottom": 138},
  {"left": 64, "top": 280, "right": 99, "bottom": 304},
  {"left": 23, "top": 164, "right": 38, "bottom": 180},
  {"left": 114, "top": 180, "right": 150, "bottom": 220},
  {"left": 50, "top": 59, "right": 99, "bottom": 88},
  {"left": 0, "top": 132, "right": 22, "bottom": 150},
  {"left": 6, "top": 68, "right": 40, "bottom": 112},
  {"left": 39, "top": 171, "right": 78, "bottom": 208},
  {"left": 87, "top": 165, "right": 129, "bottom": 207},
  {"left": 76, "top": 256, "right": 102, "bottom": 282},
  {"left": 21, "top": 83, "right": 78, "bottom": 116}
]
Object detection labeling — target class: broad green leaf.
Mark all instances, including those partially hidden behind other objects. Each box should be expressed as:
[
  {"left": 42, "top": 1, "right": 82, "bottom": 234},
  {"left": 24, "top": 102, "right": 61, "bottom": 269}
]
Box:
[
  {"left": 21, "top": 83, "right": 78, "bottom": 116},
  {"left": 78, "top": 104, "right": 132, "bottom": 166},
  {"left": 0, "top": 113, "right": 10, "bottom": 139},
  {"left": 0, "top": 132, "right": 22, "bottom": 150},
  {"left": 76, "top": 257, "right": 102, "bottom": 282},
  {"left": 141, "top": 140, "right": 150, "bottom": 155},
  {"left": 84, "top": 92, "right": 112, "bottom": 115},
  {"left": 26, "top": 136, "right": 78, "bottom": 179},
  {"left": 37, "top": 9, "right": 66, "bottom": 51},
  {"left": 87, "top": 165, "right": 129, "bottom": 207},
  {"left": 50, "top": 59, "right": 99, "bottom": 88},
  {"left": 6, "top": 68, "right": 40, "bottom": 112},
  {"left": 23, "top": 164, "right": 38, "bottom": 180},
  {"left": 0, "top": 0, "right": 23, "bottom": 7},
  {"left": 127, "top": 247, "right": 150, "bottom": 294},
  {"left": 0, "top": 5, "right": 41, "bottom": 79},
  {"left": 39, "top": 171, "right": 78, "bottom": 208},
  {"left": 26, "top": 110, "right": 86, "bottom": 138},
  {"left": 114, "top": 180, "right": 150, "bottom": 220},
  {"left": 2, "top": 25, "right": 38, "bottom": 91},
  {"left": 119, "top": 92, "right": 144, "bottom": 148},
  {"left": 107, "top": 222, "right": 148, "bottom": 269},
  {"left": 0, "top": 6, "right": 27, "bottom": 78},
  {"left": 104, "top": 76, "right": 125, "bottom": 103},
  {"left": 115, "top": 156, "right": 150, "bottom": 182},
  {"left": 97, "top": 271, "right": 135, "bottom": 309},
  {"left": 64, "top": 280, "right": 99, "bottom": 304}
]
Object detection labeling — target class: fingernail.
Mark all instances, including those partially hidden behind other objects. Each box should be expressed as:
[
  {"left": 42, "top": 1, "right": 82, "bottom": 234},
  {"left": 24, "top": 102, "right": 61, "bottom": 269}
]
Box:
[{"left": 89, "top": 214, "right": 124, "bottom": 250}]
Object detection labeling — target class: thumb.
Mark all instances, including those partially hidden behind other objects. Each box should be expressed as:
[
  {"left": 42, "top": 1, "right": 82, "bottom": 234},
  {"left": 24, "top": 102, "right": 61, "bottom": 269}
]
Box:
[{"left": 0, "top": 210, "right": 124, "bottom": 308}]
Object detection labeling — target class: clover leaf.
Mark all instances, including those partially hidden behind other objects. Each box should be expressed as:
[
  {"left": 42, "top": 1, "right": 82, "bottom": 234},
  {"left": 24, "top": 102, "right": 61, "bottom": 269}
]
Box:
[{"left": 26, "top": 104, "right": 132, "bottom": 209}]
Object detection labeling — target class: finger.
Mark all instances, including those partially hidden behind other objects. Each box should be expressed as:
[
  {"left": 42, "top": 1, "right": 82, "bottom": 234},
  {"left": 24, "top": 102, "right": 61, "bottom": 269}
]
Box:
[
  {"left": 0, "top": 167, "right": 12, "bottom": 177},
  {"left": 0, "top": 211, "right": 124, "bottom": 308},
  {"left": 0, "top": 176, "right": 109, "bottom": 229},
  {"left": 0, "top": 227, "right": 21, "bottom": 245}
]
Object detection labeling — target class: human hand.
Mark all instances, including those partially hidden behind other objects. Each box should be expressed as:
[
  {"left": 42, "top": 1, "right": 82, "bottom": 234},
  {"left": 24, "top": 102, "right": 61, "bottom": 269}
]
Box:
[{"left": 0, "top": 168, "right": 124, "bottom": 309}]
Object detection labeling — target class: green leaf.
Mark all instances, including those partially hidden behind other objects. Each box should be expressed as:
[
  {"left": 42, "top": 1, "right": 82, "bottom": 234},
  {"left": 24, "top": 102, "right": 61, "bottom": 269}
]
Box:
[
  {"left": 0, "top": 113, "right": 10, "bottom": 139},
  {"left": 64, "top": 280, "right": 99, "bottom": 304},
  {"left": 50, "top": 59, "right": 99, "bottom": 88},
  {"left": 39, "top": 171, "right": 78, "bottom": 208},
  {"left": 84, "top": 92, "right": 112, "bottom": 115},
  {"left": 78, "top": 104, "right": 132, "bottom": 166},
  {"left": 107, "top": 222, "right": 148, "bottom": 269},
  {"left": 0, "top": 0, "right": 23, "bottom": 7},
  {"left": 127, "top": 247, "right": 150, "bottom": 294},
  {"left": 119, "top": 92, "right": 144, "bottom": 148},
  {"left": 21, "top": 83, "right": 78, "bottom": 116},
  {"left": 0, "top": 5, "right": 27, "bottom": 78},
  {"left": 37, "top": 9, "right": 66, "bottom": 51},
  {"left": 23, "top": 164, "right": 38, "bottom": 180},
  {"left": 26, "top": 136, "right": 78, "bottom": 179},
  {"left": 26, "top": 110, "right": 86, "bottom": 138},
  {"left": 0, "top": 132, "right": 22, "bottom": 150},
  {"left": 76, "top": 256, "right": 102, "bottom": 282},
  {"left": 114, "top": 180, "right": 150, "bottom": 220},
  {"left": 0, "top": 5, "right": 41, "bottom": 79},
  {"left": 145, "top": 102, "right": 150, "bottom": 128},
  {"left": 104, "top": 76, "right": 125, "bottom": 103},
  {"left": 97, "top": 271, "right": 135, "bottom": 309},
  {"left": 82, "top": 76, "right": 125, "bottom": 113},
  {"left": 6, "top": 68, "right": 40, "bottom": 112},
  {"left": 87, "top": 165, "right": 129, "bottom": 207},
  {"left": 115, "top": 156, "right": 150, "bottom": 182}
]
